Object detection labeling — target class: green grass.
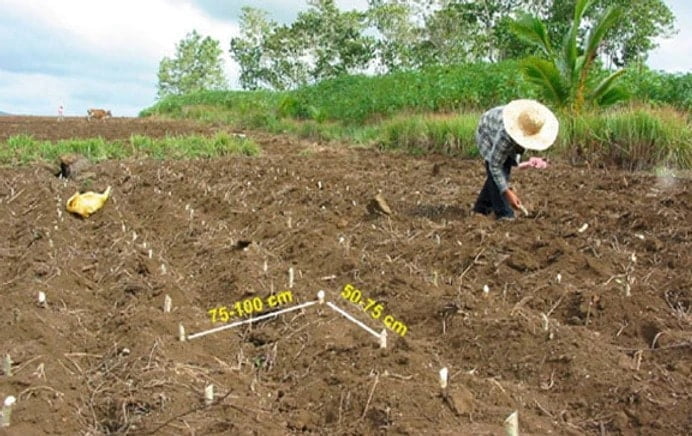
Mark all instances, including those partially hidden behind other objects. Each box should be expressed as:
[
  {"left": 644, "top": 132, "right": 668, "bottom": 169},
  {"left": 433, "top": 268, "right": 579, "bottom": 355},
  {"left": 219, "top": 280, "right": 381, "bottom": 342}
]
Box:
[
  {"left": 140, "top": 89, "right": 283, "bottom": 116},
  {"left": 138, "top": 61, "right": 690, "bottom": 170},
  {"left": 142, "top": 61, "right": 535, "bottom": 126},
  {"left": 278, "top": 61, "right": 535, "bottom": 124},
  {"left": 620, "top": 68, "right": 692, "bottom": 111},
  {"left": 0, "top": 132, "right": 260, "bottom": 166},
  {"left": 556, "top": 105, "right": 691, "bottom": 170},
  {"left": 269, "top": 105, "right": 690, "bottom": 171},
  {"left": 144, "top": 63, "right": 690, "bottom": 126},
  {"left": 143, "top": 103, "right": 690, "bottom": 170},
  {"left": 378, "top": 113, "right": 480, "bottom": 157}
]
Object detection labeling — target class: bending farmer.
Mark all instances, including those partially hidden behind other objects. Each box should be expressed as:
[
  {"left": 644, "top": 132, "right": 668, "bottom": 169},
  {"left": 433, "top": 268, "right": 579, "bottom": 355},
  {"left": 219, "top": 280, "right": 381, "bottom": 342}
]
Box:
[{"left": 473, "top": 99, "right": 559, "bottom": 219}]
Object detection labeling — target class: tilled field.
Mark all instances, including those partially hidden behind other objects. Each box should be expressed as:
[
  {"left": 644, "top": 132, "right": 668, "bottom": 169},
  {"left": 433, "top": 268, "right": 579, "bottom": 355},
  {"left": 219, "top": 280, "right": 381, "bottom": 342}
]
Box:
[{"left": 1, "top": 116, "right": 690, "bottom": 435}]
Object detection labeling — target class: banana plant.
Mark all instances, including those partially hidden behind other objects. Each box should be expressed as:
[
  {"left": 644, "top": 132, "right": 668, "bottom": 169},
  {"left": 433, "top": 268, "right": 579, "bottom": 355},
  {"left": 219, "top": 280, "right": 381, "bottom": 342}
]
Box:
[{"left": 511, "top": 0, "right": 627, "bottom": 113}]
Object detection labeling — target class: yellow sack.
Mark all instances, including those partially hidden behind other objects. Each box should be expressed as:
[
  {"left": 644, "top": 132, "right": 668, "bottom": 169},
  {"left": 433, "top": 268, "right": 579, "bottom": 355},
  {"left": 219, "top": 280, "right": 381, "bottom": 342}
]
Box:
[{"left": 66, "top": 186, "right": 112, "bottom": 218}]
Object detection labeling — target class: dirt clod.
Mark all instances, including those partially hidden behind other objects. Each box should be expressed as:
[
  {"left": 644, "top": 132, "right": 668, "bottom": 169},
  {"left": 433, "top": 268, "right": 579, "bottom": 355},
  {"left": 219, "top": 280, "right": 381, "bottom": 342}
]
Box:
[
  {"left": 369, "top": 193, "right": 393, "bottom": 215},
  {"left": 59, "top": 153, "right": 91, "bottom": 179}
]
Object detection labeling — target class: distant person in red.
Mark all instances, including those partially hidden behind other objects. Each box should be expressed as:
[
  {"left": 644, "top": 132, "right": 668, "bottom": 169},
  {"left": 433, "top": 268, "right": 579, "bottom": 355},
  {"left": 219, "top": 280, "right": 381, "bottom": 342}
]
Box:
[{"left": 473, "top": 99, "right": 559, "bottom": 219}]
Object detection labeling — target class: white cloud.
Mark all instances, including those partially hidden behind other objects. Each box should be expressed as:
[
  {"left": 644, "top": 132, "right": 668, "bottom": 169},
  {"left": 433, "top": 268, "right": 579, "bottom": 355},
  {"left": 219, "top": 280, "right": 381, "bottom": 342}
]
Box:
[
  {"left": 0, "top": 0, "right": 239, "bottom": 61},
  {"left": 336, "top": 0, "right": 368, "bottom": 10},
  {"left": 648, "top": 38, "right": 692, "bottom": 73},
  {"left": 0, "top": 0, "right": 688, "bottom": 117},
  {"left": 192, "top": 0, "right": 368, "bottom": 24},
  {"left": 647, "top": 0, "right": 692, "bottom": 73},
  {"left": 0, "top": 0, "right": 242, "bottom": 115}
]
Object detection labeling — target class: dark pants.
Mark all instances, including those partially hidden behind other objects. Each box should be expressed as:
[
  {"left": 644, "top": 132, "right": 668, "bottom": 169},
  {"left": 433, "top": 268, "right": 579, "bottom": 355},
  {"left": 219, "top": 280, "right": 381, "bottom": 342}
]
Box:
[{"left": 473, "top": 159, "right": 515, "bottom": 219}]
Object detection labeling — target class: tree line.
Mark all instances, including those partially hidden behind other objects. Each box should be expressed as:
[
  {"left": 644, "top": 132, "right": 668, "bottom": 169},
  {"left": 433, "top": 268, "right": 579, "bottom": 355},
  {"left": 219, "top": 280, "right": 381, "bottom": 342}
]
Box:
[{"left": 157, "top": 0, "right": 676, "bottom": 111}]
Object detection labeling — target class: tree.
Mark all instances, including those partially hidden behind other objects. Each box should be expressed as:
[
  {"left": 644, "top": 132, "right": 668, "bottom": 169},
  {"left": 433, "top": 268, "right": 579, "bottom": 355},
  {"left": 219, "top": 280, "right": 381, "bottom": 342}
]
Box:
[
  {"left": 538, "top": 0, "right": 675, "bottom": 68},
  {"left": 157, "top": 30, "right": 227, "bottom": 98},
  {"left": 260, "top": 24, "right": 313, "bottom": 90},
  {"left": 511, "top": 0, "right": 627, "bottom": 112},
  {"left": 292, "top": 0, "right": 375, "bottom": 82},
  {"left": 492, "top": 15, "right": 537, "bottom": 61},
  {"left": 231, "top": 1, "right": 374, "bottom": 90},
  {"left": 229, "top": 7, "right": 272, "bottom": 90},
  {"left": 597, "top": 0, "right": 675, "bottom": 67},
  {"left": 417, "top": 2, "right": 478, "bottom": 65},
  {"left": 231, "top": 7, "right": 313, "bottom": 91},
  {"left": 416, "top": 0, "right": 552, "bottom": 64},
  {"left": 367, "top": 0, "right": 422, "bottom": 71}
]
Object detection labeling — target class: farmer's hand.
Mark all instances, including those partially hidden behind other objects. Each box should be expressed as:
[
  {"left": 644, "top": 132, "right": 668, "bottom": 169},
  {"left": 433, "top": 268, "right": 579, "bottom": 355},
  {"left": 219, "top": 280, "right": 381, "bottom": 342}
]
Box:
[{"left": 504, "top": 188, "right": 522, "bottom": 210}]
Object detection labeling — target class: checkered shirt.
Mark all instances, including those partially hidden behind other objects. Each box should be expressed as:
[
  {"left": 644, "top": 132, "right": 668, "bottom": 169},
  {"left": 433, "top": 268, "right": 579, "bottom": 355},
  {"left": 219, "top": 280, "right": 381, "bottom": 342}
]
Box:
[{"left": 475, "top": 105, "right": 523, "bottom": 193}]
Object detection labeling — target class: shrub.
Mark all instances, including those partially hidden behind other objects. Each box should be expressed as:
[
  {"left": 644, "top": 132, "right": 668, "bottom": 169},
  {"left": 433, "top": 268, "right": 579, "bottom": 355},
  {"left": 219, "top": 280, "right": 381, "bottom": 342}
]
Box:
[{"left": 556, "top": 105, "right": 691, "bottom": 170}]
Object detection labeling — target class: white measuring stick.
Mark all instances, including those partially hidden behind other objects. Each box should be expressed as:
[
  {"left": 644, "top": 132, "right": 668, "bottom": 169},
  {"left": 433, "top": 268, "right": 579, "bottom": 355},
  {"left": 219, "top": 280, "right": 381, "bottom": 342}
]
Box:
[
  {"left": 1, "top": 395, "right": 16, "bottom": 427},
  {"left": 326, "top": 302, "right": 381, "bottom": 339},
  {"left": 204, "top": 384, "right": 214, "bottom": 405},
  {"left": 186, "top": 300, "right": 317, "bottom": 340},
  {"left": 504, "top": 410, "right": 519, "bottom": 436},
  {"left": 439, "top": 367, "right": 449, "bottom": 389}
]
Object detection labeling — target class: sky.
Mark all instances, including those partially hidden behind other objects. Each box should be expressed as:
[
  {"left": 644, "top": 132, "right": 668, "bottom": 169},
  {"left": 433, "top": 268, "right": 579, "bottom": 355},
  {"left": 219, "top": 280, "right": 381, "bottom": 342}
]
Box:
[{"left": 0, "top": 0, "right": 689, "bottom": 117}]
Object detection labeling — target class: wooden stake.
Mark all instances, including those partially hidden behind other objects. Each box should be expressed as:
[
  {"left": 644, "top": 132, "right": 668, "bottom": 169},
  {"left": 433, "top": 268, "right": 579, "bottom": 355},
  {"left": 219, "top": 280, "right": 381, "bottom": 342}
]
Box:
[
  {"left": 504, "top": 410, "right": 519, "bottom": 436},
  {"left": 204, "top": 384, "right": 214, "bottom": 405},
  {"left": 379, "top": 329, "right": 387, "bottom": 349},
  {"left": 1, "top": 396, "right": 15, "bottom": 427},
  {"left": 439, "top": 367, "right": 448, "bottom": 389},
  {"left": 2, "top": 355, "right": 11, "bottom": 377}
]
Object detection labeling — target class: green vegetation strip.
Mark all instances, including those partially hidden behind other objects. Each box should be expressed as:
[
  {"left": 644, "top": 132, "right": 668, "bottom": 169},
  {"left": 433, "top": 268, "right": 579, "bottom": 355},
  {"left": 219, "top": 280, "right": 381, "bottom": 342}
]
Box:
[
  {"left": 0, "top": 132, "right": 260, "bottom": 165},
  {"left": 377, "top": 106, "right": 690, "bottom": 170},
  {"left": 143, "top": 61, "right": 535, "bottom": 125},
  {"left": 556, "top": 107, "right": 691, "bottom": 171},
  {"left": 143, "top": 61, "right": 692, "bottom": 125},
  {"left": 140, "top": 60, "right": 690, "bottom": 170},
  {"left": 144, "top": 99, "right": 691, "bottom": 170}
]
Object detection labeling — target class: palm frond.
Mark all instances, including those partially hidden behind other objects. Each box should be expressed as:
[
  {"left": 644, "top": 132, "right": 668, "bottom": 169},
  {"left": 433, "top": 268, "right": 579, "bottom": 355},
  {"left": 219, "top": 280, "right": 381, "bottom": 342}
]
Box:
[
  {"left": 510, "top": 14, "right": 552, "bottom": 56},
  {"left": 588, "top": 69, "right": 627, "bottom": 101},
  {"left": 513, "top": 0, "right": 627, "bottom": 112},
  {"left": 561, "top": 1, "right": 584, "bottom": 77},
  {"left": 583, "top": 6, "right": 623, "bottom": 60},
  {"left": 596, "top": 86, "right": 630, "bottom": 107},
  {"left": 522, "top": 57, "right": 568, "bottom": 106},
  {"left": 573, "top": 0, "right": 593, "bottom": 23}
]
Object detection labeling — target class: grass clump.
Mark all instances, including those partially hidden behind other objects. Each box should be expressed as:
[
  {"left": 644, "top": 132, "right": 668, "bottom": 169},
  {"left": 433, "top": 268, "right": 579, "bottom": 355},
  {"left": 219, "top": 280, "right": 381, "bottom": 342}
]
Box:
[
  {"left": 557, "top": 105, "right": 691, "bottom": 170},
  {"left": 0, "top": 133, "right": 260, "bottom": 166},
  {"left": 371, "top": 106, "right": 689, "bottom": 170},
  {"left": 140, "top": 89, "right": 283, "bottom": 127},
  {"left": 5, "top": 135, "right": 125, "bottom": 164},
  {"left": 378, "top": 113, "right": 480, "bottom": 157}
]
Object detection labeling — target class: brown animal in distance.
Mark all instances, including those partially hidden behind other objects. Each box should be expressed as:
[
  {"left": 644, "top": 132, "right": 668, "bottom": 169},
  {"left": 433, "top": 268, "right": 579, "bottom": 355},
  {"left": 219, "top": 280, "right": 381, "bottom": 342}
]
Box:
[{"left": 86, "top": 108, "right": 112, "bottom": 121}]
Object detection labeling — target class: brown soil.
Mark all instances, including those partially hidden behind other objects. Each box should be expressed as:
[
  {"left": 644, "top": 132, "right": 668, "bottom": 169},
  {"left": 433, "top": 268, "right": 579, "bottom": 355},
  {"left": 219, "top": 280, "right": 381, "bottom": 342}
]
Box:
[{"left": 1, "top": 116, "right": 690, "bottom": 435}]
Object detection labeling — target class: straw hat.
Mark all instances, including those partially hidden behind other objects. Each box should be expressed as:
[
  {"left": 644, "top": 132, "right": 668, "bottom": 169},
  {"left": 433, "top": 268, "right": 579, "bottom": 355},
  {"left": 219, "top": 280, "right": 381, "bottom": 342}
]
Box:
[{"left": 502, "top": 99, "right": 559, "bottom": 151}]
